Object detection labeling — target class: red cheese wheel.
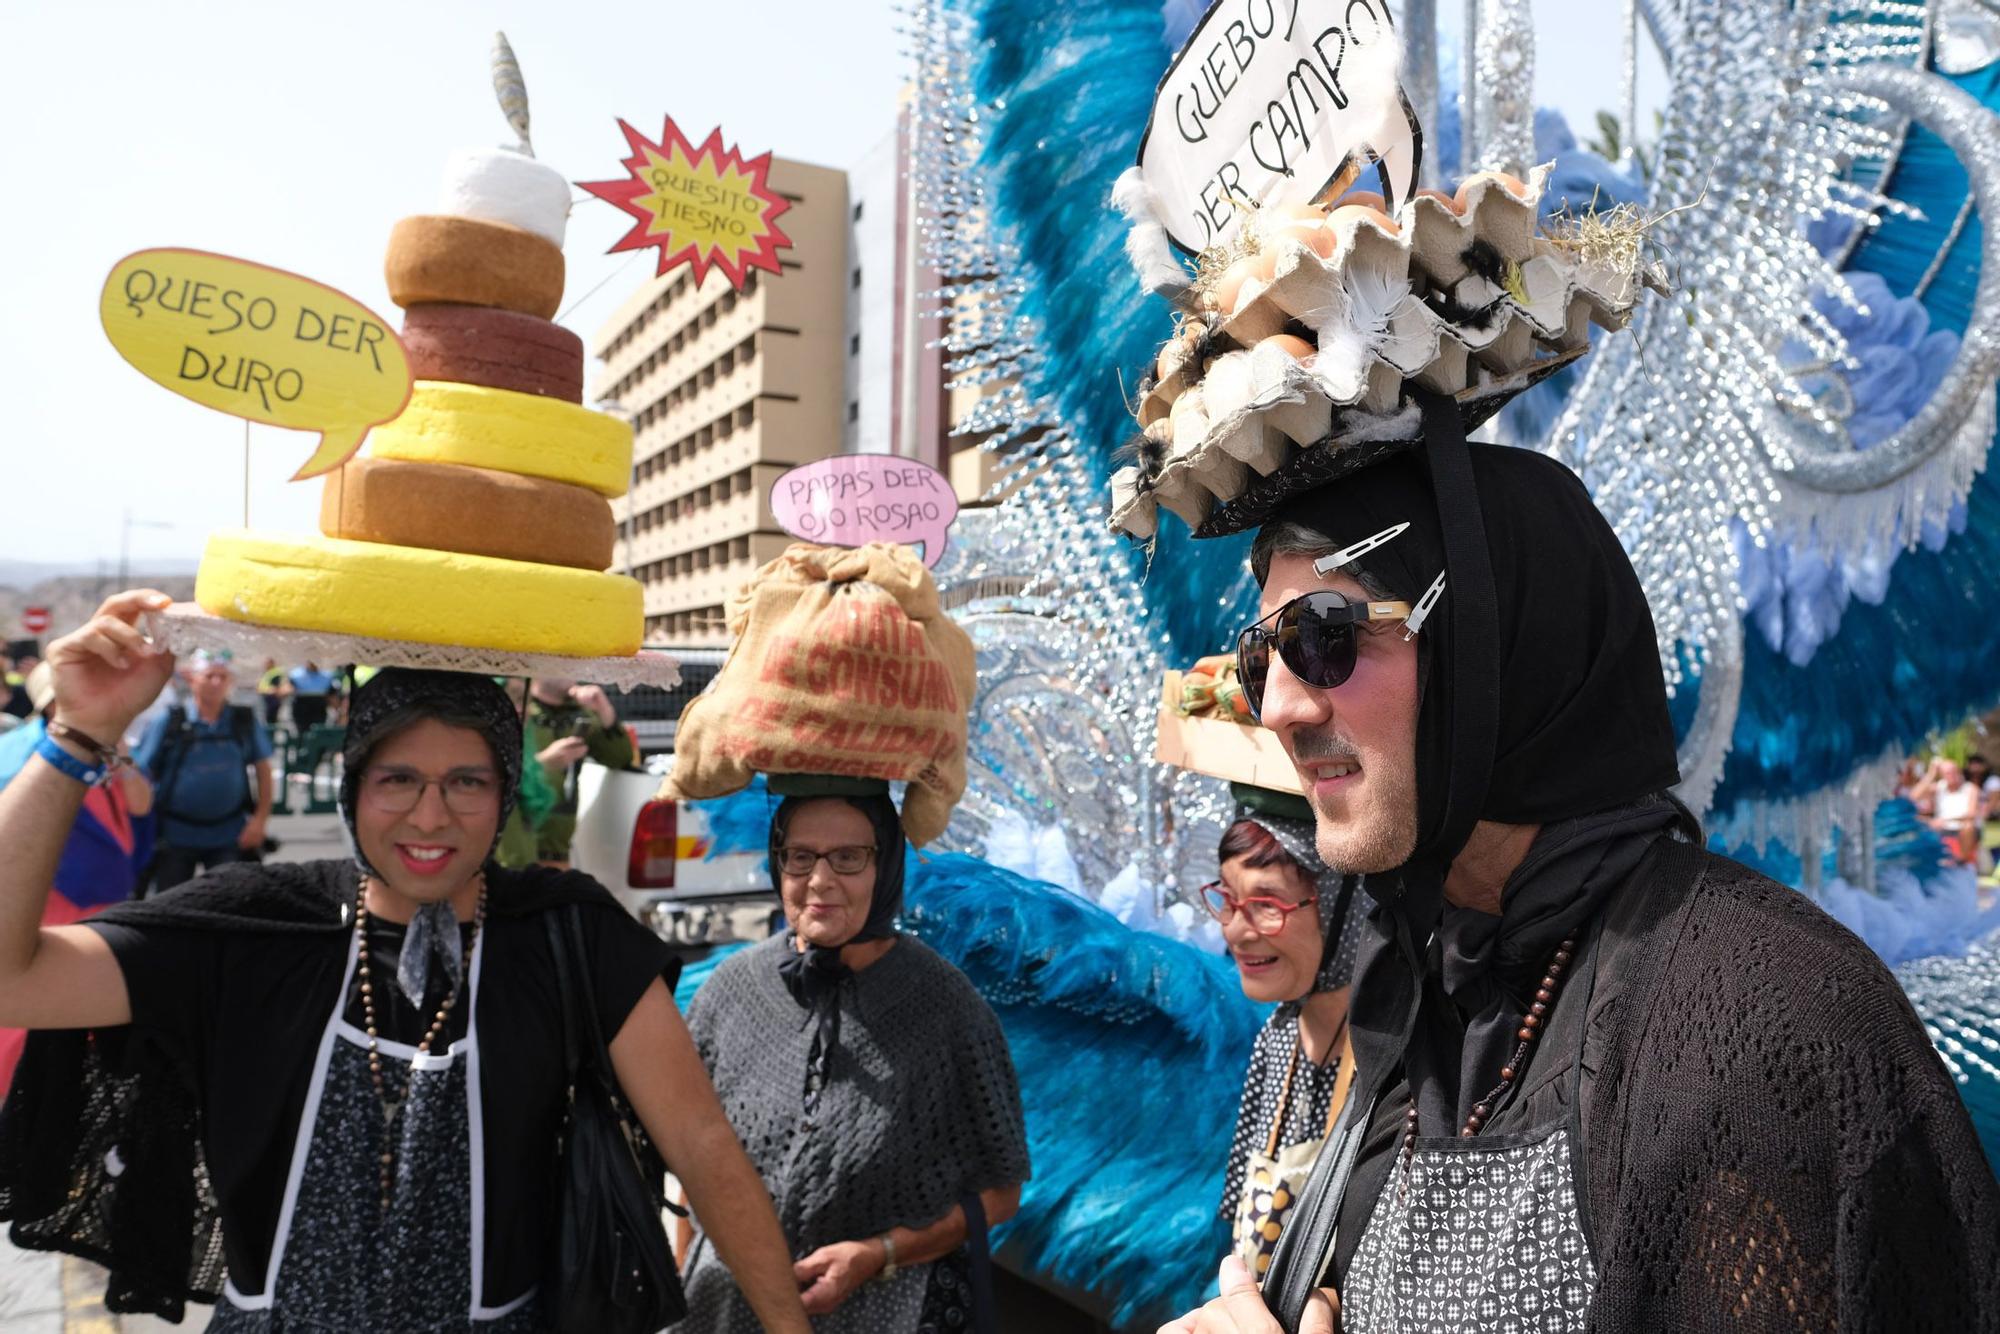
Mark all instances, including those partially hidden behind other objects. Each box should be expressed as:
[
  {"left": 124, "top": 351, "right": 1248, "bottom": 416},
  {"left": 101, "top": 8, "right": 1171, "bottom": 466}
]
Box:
[
  {"left": 321, "top": 455, "right": 616, "bottom": 571},
  {"left": 384, "top": 215, "right": 565, "bottom": 320},
  {"left": 400, "top": 304, "right": 584, "bottom": 402}
]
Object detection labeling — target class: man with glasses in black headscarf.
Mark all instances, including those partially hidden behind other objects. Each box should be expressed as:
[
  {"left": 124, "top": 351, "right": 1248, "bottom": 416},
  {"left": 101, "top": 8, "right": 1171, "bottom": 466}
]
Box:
[{"left": 1160, "top": 400, "right": 2000, "bottom": 1334}]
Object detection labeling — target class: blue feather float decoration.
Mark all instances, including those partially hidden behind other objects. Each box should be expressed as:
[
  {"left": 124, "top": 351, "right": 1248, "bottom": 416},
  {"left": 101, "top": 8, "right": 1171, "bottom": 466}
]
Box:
[
  {"left": 1708, "top": 60, "right": 2000, "bottom": 812},
  {"left": 962, "top": 0, "right": 1259, "bottom": 662},
  {"left": 900, "top": 852, "right": 1260, "bottom": 1328},
  {"left": 685, "top": 774, "right": 777, "bottom": 858}
]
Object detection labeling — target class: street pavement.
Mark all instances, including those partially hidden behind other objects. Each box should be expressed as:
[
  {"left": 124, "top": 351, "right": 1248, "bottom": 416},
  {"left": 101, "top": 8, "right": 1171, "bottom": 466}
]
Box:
[{"left": 0, "top": 808, "right": 348, "bottom": 1333}]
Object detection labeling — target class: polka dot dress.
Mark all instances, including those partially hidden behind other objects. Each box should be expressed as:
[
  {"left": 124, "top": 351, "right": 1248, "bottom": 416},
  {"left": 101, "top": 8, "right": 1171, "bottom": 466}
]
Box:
[{"left": 1220, "top": 1008, "right": 1344, "bottom": 1223}]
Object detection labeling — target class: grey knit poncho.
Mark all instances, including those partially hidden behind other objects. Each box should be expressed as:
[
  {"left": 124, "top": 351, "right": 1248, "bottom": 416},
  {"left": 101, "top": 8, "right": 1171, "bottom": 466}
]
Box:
[{"left": 677, "top": 933, "right": 1030, "bottom": 1333}]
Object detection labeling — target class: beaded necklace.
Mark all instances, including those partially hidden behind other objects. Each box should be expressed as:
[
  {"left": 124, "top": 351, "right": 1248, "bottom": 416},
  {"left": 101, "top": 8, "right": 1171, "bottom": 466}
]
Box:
[
  {"left": 353, "top": 878, "right": 488, "bottom": 1212},
  {"left": 1399, "top": 932, "right": 1579, "bottom": 1189}
]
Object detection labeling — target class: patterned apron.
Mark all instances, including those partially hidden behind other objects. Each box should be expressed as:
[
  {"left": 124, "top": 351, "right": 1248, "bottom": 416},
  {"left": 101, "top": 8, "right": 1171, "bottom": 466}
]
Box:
[
  {"left": 1234, "top": 1029, "right": 1356, "bottom": 1280},
  {"left": 210, "top": 926, "right": 543, "bottom": 1332},
  {"left": 1339, "top": 930, "right": 1603, "bottom": 1333}
]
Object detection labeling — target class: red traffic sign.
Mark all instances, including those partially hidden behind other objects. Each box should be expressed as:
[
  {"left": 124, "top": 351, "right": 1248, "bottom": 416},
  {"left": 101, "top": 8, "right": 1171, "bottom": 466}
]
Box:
[{"left": 20, "top": 607, "right": 49, "bottom": 636}]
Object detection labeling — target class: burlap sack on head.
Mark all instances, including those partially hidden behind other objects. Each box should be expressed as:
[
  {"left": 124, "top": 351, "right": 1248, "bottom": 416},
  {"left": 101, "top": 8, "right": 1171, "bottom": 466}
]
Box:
[{"left": 659, "top": 541, "right": 977, "bottom": 845}]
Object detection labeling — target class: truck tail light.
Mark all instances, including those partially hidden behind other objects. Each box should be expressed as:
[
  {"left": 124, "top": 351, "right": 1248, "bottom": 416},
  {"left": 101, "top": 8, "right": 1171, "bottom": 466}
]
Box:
[{"left": 628, "top": 799, "right": 678, "bottom": 890}]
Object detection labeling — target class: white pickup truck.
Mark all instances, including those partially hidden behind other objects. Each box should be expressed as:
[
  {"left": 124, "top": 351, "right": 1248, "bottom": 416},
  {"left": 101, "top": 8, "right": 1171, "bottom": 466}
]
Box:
[{"left": 570, "top": 760, "right": 781, "bottom": 955}]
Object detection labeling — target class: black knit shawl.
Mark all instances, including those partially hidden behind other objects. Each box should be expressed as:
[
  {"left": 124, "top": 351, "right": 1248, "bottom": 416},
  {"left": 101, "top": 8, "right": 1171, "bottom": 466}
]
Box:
[{"left": 0, "top": 858, "right": 618, "bottom": 1322}]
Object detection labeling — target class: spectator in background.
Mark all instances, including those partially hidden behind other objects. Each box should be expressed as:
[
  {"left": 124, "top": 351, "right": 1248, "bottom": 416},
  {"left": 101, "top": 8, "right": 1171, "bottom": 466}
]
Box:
[
  {"left": 134, "top": 650, "right": 274, "bottom": 893},
  {"left": 288, "top": 661, "right": 336, "bottom": 732},
  {"left": 497, "top": 677, "right": 633, "bottom": 869},
  {"left": 1895, "top": 757, "right": 1926, "bottom": 805},
  {"left": 1968, "top": 754, "right": 2000, "bottom": 808},
  {"left": 1915, "top": 757, "right": 1986, "bottom": 867},
  {"left": 0, "top": 663, "right": 154, "bottom": 1092},
  {"left": 256, "top": 657, "right": 291, "bottom": 728},
  {"left": 1, "top": 651, "right": 31, "bottom": 720}
]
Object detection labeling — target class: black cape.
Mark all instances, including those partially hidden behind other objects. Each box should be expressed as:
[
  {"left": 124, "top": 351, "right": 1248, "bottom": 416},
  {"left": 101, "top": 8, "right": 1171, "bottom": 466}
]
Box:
[
  {"left": 1326, "top": 838, "right": 2000, "bottom": 1330},
  {"left": 0, "top": 858, "right": 628, "bottom": 1321}
]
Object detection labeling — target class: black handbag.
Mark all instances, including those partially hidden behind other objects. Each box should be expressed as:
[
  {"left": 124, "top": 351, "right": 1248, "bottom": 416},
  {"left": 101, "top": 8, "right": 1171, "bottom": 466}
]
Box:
[
  {"left": 543, "top": 906, "right": 687, "bottom": 1334},
  {"left": 917, "top": 1192, "right": 999, "bottom": 1334}
]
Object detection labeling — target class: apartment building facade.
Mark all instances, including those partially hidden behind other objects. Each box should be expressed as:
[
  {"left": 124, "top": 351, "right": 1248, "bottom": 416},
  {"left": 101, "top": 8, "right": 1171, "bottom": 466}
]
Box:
[{"left": 594, "top": 158, "right": 850, "bottom": 645}]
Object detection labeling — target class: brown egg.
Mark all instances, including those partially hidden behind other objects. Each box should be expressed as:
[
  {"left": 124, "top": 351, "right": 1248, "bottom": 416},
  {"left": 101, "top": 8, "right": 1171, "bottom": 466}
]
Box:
[
  {"left": 1209, "top": 256, "right": 1257, "bottom": 314},
  {"left": 1228, "top": 249, "right": 1283, "bottom": 316},
  {"left": 1414, "top": 186, "right": 1465, "bottom": 215},
  {"left": 1262, "top": 201, "right": 1330, "bottom": 230},
  {"left": 1273, "top": 223, "right": 1337, "bottom": 259},
  {"left": 1455, "top": 171, "right": 1531, "bottom": 210},
  {"left": 1329, "top": 204, "right": 1402, "bottom": 236},
  {"left": 1263, "top": 334, "right": 1316, "bottom": 361},
  {"left": 1335, "top": 190, "right": 1386, "bottom": 212}
]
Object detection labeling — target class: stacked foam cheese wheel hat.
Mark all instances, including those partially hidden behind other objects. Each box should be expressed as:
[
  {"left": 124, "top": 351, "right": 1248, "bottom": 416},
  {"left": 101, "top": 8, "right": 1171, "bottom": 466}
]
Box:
[{"left": 195, "top": 147, "right": 644, "bottom": 657}]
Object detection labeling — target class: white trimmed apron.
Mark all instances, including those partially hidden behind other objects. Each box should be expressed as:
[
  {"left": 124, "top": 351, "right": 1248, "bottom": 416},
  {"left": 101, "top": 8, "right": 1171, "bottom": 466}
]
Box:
[
  {"left": 210, "top": 923, "right": 542, "bottom": 1332},
  {"left": 1339, "top": 931, "right": 1603, "bottom": 1332}
]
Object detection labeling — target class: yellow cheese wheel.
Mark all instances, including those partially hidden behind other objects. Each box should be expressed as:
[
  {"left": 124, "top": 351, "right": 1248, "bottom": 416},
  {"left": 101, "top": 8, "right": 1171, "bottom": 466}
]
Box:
[
  {"left": 368, "top": 380, "right": 633, "bottom": 498},
  {"left": 196, "top": 530, "right": 642, "bottom": 657}
]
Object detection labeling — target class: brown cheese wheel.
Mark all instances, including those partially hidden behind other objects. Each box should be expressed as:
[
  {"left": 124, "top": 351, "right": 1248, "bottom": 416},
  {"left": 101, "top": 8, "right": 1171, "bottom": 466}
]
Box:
[
  {"left": 384, "top": 215, "right": 565, "bottom": 319},
  {"left": 400, "top": 303, "right": 584, "bottom": 402},
  {"left": 321, "top": 455, "right": 616, "bottom": 571}
]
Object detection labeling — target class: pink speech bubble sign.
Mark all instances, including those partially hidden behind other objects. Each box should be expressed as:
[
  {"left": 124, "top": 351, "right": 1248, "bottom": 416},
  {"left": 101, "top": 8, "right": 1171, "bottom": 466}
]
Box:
[{"left": 770, "top": 455, "right": 959, "bottom": 567}]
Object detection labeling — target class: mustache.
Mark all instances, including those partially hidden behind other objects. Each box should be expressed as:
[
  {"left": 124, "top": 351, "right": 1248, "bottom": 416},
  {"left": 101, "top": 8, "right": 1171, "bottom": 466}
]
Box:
[{"left": 1289, "top": 730, "right": 1360, "bottom": 766}]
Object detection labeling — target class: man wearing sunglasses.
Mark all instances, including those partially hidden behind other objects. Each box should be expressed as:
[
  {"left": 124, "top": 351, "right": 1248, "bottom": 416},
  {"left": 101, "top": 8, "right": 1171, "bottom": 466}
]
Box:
[{"left": 1160, "top": 402, "right": 1998, "bottom": 1334}]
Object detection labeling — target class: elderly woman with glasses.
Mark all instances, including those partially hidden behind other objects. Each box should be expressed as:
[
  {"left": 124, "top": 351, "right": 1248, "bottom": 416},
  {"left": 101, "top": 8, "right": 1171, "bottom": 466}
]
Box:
[
  {"left": 676, "top": 781, "right": 1030, "bottom": 1333},
  {"left": 0, "top": 593, "right": 811, "bottom": 1333},
  {"left": 1203, "top": 786, "right": 1363, "bottom": 1282}
]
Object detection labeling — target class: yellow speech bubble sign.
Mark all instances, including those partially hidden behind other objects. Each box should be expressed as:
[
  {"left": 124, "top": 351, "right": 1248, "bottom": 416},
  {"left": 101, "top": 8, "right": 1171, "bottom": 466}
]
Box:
[{"left": 100, "top": 249, "right": 413, "bottom": 480}]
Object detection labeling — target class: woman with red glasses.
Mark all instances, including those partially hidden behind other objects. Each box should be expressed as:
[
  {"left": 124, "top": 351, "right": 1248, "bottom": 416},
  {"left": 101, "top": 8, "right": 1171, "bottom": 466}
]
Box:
[{"left": 1204, "top": 786, "right": 1362, "bottom": 1283}]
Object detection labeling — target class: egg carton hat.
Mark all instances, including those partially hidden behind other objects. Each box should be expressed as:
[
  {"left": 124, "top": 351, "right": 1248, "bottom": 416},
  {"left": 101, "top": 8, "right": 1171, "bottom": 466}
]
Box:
[{"left": 1106, "top": 5, "right": 1664, "bottom": 541}]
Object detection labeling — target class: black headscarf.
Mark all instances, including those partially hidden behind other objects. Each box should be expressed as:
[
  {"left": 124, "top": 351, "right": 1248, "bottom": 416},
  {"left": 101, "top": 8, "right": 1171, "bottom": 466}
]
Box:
[
  {"left": 338, "top": 668, "right": 525, "bottom": 1005},
  {"left": 1264, "top": 400, "right": 1686, "bottom": 1235},
  {"left": 768, "top": 791, "right": 907, "bottom": 1108}
]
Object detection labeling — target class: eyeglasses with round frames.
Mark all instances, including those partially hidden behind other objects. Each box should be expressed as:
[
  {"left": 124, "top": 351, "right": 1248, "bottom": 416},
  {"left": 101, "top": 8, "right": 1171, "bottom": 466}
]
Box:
[
  {"left": 361, "top": 766, "right": 501, "bottom": 815},
  {"left": 777, "top": 845, "right": 876, "bottom": 877},
  {"left": 1198, "top": 881, "right": 1316, "bottom": 936}
]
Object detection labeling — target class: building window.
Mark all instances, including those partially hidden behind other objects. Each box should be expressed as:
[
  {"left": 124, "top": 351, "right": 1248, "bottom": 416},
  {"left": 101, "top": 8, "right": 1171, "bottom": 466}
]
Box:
[
  {"left": 849, "top": 333, "right": 861, "bottom": 355},
  {"left": 847, "top": 401, "right": 860, "bottom": 423},
  {"left": 851, "top": 267, "right": 862, "bottom": 290}
]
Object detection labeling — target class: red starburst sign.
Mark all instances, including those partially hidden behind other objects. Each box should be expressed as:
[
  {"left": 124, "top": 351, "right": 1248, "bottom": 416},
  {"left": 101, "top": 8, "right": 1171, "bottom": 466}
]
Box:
[{"left": 578, "top": 118, "right": 794, "bottom": 291}]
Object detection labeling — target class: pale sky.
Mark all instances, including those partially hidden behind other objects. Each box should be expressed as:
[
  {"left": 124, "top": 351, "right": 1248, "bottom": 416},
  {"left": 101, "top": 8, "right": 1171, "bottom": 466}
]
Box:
[{"left": 1, "top": 0, "right": 1659, "bottom": 570}]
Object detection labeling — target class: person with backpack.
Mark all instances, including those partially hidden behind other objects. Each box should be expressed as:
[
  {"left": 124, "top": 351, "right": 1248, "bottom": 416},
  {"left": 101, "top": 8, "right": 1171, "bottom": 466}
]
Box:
[{"left": 133, "top": 649, "right": 274, "bottom": 893}]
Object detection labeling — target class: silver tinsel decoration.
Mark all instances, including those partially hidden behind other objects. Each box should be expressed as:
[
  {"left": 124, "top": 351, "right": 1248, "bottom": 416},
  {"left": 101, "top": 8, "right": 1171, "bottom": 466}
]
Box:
[
  {"left": 906, "top": 0, "right": 1226, "bottom": 911},
  {"left": 1936, "top": 0, "right": 2000, "bottom": 74},
  {"left": 1900, "top": 941, "right": 2000, "bottom": 1095},
  {"left": 910, "top": 0, "right": 2000, "bottom": 898},
  {"left": 1470, "top": 0, "right": 1537, "bottom": 174},
  {"left": 1546, "top": 1, "right": 2000, "bottom": 839}
]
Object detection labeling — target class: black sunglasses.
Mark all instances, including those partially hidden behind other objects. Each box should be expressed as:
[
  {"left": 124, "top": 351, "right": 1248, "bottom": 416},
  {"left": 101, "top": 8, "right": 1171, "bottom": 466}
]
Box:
[{"left": 1235, "top": 591, "right": 1413, "bottom": 720}]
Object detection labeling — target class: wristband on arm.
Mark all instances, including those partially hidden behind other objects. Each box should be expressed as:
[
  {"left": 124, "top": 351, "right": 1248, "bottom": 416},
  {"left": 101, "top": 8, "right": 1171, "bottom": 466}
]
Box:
[{"left": 35, "top": 733, "right": 107, "bottom": 786}]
